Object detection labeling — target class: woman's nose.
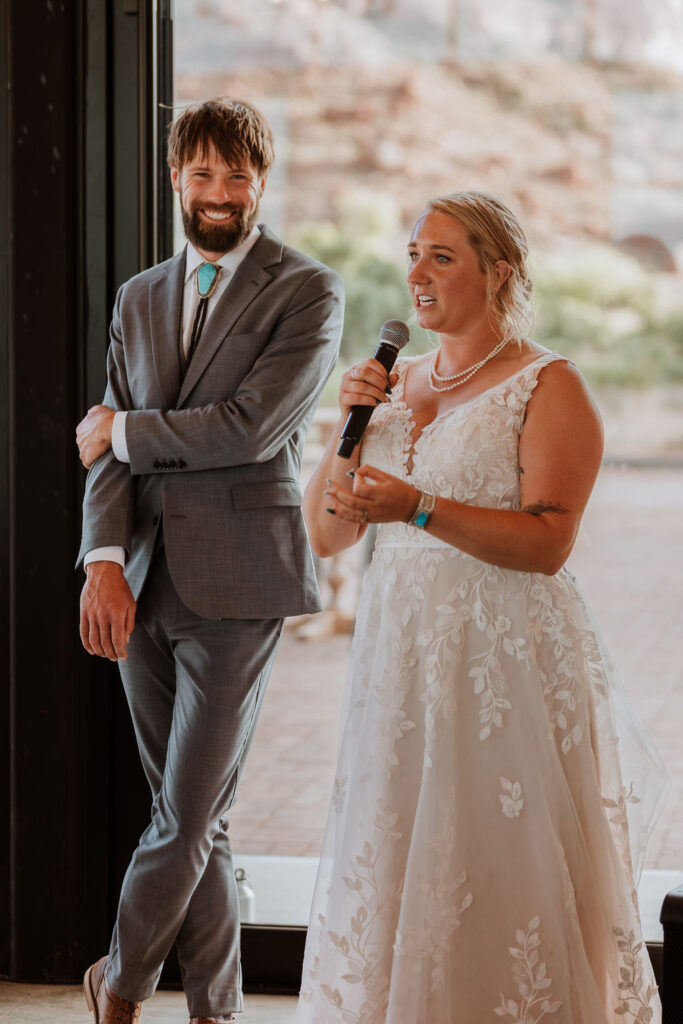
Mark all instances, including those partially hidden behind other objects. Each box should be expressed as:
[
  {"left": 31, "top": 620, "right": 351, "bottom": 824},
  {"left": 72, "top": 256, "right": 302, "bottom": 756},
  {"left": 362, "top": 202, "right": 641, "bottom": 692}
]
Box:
[{"left": 407, "top": 258, "right": 427, "bottom": 284}]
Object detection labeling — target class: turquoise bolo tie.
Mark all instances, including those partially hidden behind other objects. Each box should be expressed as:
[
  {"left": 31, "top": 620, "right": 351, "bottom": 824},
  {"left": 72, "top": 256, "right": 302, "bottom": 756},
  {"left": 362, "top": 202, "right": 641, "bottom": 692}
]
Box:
[{"left": 186, "top": 262, "right": 220, "bottom": 366}]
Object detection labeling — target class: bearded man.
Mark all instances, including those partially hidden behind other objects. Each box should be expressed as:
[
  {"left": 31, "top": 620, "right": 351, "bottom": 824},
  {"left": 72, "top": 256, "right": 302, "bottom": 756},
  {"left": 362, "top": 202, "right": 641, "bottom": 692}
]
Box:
[{"left": 75, "top": 98, "right": 343, "bottom": 1024}]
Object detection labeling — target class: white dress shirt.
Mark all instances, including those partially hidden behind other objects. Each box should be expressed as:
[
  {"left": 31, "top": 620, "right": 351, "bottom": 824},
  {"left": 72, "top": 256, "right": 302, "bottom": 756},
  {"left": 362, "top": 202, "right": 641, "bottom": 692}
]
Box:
[{"left": 84, "top": 226, "right": 261, "bottom": 569}]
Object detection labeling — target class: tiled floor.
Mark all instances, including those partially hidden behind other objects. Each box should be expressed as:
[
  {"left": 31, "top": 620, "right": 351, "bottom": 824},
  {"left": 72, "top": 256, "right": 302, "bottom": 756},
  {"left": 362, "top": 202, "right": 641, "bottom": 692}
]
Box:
[
  {"left": 0, "top": 985, "right": 297, "bottom": 1024},
  {"left": 230, "top": 465, "right": 683, "bottom": 869}
]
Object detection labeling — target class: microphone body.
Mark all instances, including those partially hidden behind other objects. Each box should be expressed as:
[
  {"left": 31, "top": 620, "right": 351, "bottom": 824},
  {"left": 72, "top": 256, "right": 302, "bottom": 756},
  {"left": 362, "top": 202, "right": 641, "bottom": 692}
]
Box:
[{"left": 337, "top": 320, "right": 409, "bottom": 459}]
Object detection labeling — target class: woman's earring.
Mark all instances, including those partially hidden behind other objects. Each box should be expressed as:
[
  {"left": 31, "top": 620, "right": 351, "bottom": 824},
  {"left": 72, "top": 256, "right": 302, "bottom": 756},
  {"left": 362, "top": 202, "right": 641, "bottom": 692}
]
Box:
[{"left": 487, "top": 288, "right": 493, "bottom": 301}]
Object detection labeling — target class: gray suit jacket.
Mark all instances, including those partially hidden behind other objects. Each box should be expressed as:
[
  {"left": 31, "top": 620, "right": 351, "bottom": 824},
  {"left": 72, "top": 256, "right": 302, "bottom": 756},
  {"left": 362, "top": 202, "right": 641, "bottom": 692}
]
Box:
[{"left": 78, "top": 225, "right": 344, "bottom": 619}]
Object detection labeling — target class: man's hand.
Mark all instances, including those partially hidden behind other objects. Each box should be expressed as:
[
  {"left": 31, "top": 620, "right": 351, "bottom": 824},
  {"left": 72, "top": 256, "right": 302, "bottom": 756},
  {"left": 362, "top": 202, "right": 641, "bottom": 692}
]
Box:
[
  {"left": 80, "top": 561, "right": 136, "bottom": 661},
  {"left": 76, "top": 405, "right": 116, "bottom": 468}
]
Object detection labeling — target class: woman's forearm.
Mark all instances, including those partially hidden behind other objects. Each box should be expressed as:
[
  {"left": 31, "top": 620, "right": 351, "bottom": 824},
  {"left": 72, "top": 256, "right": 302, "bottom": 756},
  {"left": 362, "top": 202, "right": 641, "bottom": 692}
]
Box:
[
  {"left": 303, "top": 419, "right": 368, "bottom": 557},
  {"left": 325, "top": 463, "right": 580, "bottom": 575},
  {"left": 305, "top": 357, "right": 397, "bottom": 557},
  {"left": 423, "top": 495, "right": 576, "bottom": 575}
]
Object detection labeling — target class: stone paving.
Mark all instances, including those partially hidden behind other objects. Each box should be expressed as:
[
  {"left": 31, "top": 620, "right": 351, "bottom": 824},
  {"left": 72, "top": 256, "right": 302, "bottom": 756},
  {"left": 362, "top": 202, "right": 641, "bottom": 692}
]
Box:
[{"left": 229, "top": 465, "right": 683, "bottom": 869}]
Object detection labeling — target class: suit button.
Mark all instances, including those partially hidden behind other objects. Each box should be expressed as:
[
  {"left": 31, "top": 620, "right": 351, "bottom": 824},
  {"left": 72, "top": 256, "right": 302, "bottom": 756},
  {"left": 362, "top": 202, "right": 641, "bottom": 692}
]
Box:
[
  {"left": 177, "top": 459, "right": 186, "bottom": 469},
  {"left": 152, "top": 515, "right": 159, "bottom": 526}
]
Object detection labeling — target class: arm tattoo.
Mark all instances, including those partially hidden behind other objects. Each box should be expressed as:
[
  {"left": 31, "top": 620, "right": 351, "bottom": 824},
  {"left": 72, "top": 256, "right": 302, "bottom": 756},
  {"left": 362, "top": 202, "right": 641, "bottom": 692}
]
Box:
[{"left": 522, "top": 500, "right": 569, "bottom": 517}]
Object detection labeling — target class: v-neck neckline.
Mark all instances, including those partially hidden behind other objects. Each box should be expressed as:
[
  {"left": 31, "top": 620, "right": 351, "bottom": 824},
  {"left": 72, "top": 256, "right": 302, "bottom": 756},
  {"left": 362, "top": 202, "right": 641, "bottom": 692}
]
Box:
[{"left": 395, "top": 352, "right": 556, "bottom": 477}]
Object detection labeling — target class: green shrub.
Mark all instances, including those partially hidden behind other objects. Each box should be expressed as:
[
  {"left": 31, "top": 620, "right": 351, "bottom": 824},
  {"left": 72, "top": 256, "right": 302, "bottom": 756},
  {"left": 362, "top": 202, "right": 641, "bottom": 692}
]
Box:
[
  {"left": 534, "top": 247, "right": 683, "bottom": 388},
  {"left": 296, "top": 199, "right": 683, "bottom": 394},
  {"left": 294, "top": 194, "right": 434, "bottom": 376}
]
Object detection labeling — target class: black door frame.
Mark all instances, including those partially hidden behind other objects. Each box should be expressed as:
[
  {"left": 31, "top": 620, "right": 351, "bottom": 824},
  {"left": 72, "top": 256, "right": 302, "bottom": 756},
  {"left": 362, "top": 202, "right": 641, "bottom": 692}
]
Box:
[
  {"left": 0, "top": 0, "right": 173, "bottom": 983},
  {"left": 0, "top": 0, "right": 304, "bottom": 991}
]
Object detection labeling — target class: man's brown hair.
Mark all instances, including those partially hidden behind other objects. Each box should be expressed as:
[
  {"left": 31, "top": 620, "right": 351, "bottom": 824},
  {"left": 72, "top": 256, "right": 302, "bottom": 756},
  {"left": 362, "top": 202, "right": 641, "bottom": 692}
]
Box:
[{"left": 167, "top": 97, "right": 275, "bottom": 176}]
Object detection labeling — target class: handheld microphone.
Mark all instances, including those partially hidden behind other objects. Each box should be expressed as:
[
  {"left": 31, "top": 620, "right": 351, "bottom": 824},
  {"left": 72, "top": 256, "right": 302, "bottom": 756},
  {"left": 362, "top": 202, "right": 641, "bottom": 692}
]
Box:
[{"left": 337, "top": 319, "right": 410, "bottom": 459}]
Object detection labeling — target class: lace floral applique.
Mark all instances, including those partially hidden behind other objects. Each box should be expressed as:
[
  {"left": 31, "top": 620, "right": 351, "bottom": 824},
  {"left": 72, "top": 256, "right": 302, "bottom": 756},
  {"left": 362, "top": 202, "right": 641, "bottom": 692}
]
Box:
[
  {"left": 495, "top": 916, "right": 562, "bottom": 1021},
  {"left": 603, "top": 783, "right": 642, "bottom": 837},
  {"left": 415, "top": 561, "right": 528, "bottom": 747},
  {"left": 373, "top": 636, "right": 418, "bottom": 782},
  {"left": 314, "top": 801, "right": 402, "bottom": 1023},
  {"left": 581, "top": 630, "right": 612, "bottom": 704},
  {"left": 332, "top": 775, "right": 347, "bottom": 814},
  {"left": 523, "top": 575, "right": 586, "bottom": 754},
  {"left": 603, "top": 783, "right": 642, "bottom": 901},
  {"left": 500, "top": 777, "right": 524, "bottom": 818},
  {"left": 394, "top": 797, "right": 473, "bottom": 992},
  {"left": 467, "top": 566, "right": 528, "bottom": 741},
  {"left": 363, "top": 360, "right": 416, "bottom": 480},
  {"left": 414, "top": 579, "right": 471, "bottom": 751},
  {"left": 396, "top": 548, "right": 446, "bottom": 627},
  {"left": 613, "top": 927, "right": 657, "bottom": 1022}
]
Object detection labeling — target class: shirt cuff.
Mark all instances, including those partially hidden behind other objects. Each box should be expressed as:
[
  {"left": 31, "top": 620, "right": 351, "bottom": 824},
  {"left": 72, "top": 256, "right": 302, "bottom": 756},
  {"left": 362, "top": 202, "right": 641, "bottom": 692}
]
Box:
[
  {"left": 112, "top": 411, "right": 130, "bottom": 462},
  {"left": 84, "top": 546, "right": 126, "bottom": 569}
]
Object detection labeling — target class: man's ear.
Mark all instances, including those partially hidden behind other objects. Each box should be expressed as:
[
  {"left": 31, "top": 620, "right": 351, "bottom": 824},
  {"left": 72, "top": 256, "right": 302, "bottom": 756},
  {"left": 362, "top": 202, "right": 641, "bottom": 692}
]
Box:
[
  {"left": 170, "top": 166, "right": 181, "bottom": 194},
  {"left": 258, "top": 175, "right": 267, "bottom": 198}
]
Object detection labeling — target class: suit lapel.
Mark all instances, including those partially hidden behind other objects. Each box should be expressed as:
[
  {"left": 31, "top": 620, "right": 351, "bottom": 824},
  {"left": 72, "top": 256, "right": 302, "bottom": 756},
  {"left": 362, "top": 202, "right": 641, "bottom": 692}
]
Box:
[
  {"left": 148, "top": 250, "right": 185, "bottom": 409},
  {"left": 177, "top": 227, "right": 282, "bottom": 408}
]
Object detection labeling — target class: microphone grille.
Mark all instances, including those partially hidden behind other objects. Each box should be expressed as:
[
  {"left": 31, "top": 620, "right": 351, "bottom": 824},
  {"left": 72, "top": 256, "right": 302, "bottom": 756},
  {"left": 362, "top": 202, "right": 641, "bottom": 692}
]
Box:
[{"left": 379, "top": 319, "right": 410, "bottom": 350}]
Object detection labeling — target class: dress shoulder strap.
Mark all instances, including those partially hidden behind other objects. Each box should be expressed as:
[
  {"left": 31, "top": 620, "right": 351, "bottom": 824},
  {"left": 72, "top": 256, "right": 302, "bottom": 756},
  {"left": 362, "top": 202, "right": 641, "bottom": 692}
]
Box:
[
  {"left": 521, "top": 350, "right": 567, "bottom": 383},
  {"left": 512, "top": 351, "right": 569, "bottom": 425}
]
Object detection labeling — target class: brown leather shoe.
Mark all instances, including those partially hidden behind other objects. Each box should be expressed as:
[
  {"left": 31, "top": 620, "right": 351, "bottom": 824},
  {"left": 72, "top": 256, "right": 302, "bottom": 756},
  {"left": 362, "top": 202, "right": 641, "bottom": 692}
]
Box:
[
  {"left": 189, "top": 1018, "right": 237, "bottom": 1023},
  {"left": 84, "top": 955, "right": 142, "bottom": 1024}
]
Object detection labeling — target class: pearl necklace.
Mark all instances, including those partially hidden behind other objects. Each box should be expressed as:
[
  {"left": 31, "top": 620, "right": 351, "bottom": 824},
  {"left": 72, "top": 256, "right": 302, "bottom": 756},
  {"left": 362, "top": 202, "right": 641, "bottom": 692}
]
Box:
[{"left": 428, "top": 338, "right": 510, "bottom": 393}]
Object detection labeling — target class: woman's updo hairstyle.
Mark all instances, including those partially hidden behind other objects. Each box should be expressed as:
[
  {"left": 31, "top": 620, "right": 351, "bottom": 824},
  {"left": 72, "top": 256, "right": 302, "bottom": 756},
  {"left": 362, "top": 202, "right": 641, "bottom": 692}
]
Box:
[{"left": 425, "top": 191, "right": 534, "bottom": 345}]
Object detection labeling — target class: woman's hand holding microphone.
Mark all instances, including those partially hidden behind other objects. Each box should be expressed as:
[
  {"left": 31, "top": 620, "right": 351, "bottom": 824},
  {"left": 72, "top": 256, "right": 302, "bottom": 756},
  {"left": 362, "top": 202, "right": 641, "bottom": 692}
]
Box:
[
  {"left": 338, "top": 358, "right": 398, "bottom": 418},
  {"left": 324, "top": 359, "right": 419, "bottom": 527}
]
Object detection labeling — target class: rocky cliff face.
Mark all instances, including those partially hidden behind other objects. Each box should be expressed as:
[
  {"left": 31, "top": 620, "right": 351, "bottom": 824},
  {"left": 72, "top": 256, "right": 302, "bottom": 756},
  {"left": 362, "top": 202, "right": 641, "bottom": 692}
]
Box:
[{"left": 175, "top": 0, "right": 683, "bottom": 260}]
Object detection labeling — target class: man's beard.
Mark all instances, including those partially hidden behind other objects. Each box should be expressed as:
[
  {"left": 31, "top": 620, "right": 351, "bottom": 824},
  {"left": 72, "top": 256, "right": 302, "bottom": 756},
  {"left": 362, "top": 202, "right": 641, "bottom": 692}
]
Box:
[{"left": 181, "top": 200, "right": 258, "bottom": 254}]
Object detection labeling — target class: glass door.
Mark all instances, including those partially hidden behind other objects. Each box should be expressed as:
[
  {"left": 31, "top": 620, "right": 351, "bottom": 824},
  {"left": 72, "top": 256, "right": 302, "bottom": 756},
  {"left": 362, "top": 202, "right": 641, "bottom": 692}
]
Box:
[{"left": 172, "top": 0, "right": 683, "bottom": 935}]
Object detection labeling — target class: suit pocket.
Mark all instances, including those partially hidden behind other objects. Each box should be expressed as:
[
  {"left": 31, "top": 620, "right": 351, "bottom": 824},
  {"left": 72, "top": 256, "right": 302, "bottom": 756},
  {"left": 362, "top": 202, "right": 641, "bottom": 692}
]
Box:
[{"left": 232, "top": 479, "right": 302, "bottom": 510}]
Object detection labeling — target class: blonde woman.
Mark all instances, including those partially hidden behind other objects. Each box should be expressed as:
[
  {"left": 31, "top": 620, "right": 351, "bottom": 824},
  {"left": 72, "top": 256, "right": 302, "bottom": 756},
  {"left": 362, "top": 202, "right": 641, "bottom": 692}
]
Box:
[{"left": 297, "top": 192, "right": 667, "bottom": 1024}]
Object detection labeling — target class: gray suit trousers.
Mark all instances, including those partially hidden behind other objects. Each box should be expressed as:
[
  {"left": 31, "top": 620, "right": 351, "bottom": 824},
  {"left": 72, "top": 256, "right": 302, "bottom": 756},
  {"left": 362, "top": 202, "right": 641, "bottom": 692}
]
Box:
[{"left": 108, "top": 545, "right": 282, "bottom": 1017}]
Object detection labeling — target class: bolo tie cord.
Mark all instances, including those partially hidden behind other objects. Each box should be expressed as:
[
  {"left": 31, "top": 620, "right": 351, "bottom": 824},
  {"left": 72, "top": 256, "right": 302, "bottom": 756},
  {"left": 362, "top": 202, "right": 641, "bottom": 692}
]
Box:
[{"left": 186, "top": 262, "right": 220, "bottom": 365}]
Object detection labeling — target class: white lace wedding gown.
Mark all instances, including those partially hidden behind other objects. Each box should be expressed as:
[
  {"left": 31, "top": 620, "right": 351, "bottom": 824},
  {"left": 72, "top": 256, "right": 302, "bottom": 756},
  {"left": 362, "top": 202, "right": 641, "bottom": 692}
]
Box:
[{"left": 297, "top": 352, "right": 668, "bottom": 1024}]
